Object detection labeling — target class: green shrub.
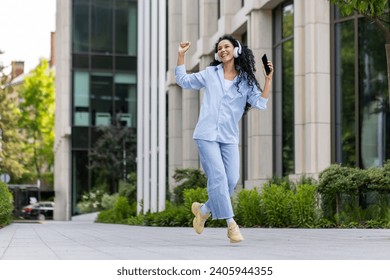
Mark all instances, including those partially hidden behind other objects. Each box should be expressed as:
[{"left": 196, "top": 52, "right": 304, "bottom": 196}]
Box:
[
  {"left": 96, "top": 200, "right": 137, "bottom": 224},
  {"left": 113, "top": 196, "right": 133, "bottom": 222},
  {"left": 96, "top": 209, "right": 116, "bottom": 224},
  {"left": 261, "top": 184, "right": 292, "bottom": 227},
  {"left": 118, "top": 173, "right": 137, "bottom": 204},
  {"left": 183, "top": 187, "right": 208, "bottom": 209},
  {"left": 291, "top": 184, "right": 319, "bottom": 228},
  {"left": 234, "top": 188, "right": 263, "bottom": 227},
  {"left": 127, "top": 214, "right": 144, "bottom": 225},
  {"left": 264, "top": 176, "right": 295, "bottom": 190},
  {"left": 143, "top": 203, "right": 189, "bottom": 227},
  {"left": 101, "top": 193, "right": 119, "bottom": 210},
  {"left": 172, "top": 168, "right": 207, "bottom": 204},
  {"left": 77, "top": 188, "right": 105, "bottom": 213},
  {"left": 0, "top": 182, "right": 13, "bottom": 227}
]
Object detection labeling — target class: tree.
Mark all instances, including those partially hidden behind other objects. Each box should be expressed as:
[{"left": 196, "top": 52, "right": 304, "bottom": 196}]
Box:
[
  {"left": 18, "top": 59, "right": 55, "bottom": 177},
  {"left": 0, "top": 67, "right": 25, "bottom": 178},
  {"left": 329, "top": 0, "right": 390, "bottom": 103},
  {"left": 89, "top": 118, "right": 137, "bottom": 194}
]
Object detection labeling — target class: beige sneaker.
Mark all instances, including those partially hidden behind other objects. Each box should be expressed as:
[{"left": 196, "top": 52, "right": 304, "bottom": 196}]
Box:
[
  {"left": 227, "top": 221, "right": 244, "bottom": 243},
  {"left": 191, "top": 202, "right": 211, "bottom": 234}
]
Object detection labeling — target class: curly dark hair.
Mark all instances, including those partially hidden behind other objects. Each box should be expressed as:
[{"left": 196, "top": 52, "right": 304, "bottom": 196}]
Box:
[{"left": 210, "top": 35, "right": 261, "bottom": 112}]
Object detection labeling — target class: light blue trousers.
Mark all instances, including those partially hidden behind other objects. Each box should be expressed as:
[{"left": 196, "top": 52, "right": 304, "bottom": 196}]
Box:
[{"left": 196, "top": 139, "right": 240, "bottom": 219}]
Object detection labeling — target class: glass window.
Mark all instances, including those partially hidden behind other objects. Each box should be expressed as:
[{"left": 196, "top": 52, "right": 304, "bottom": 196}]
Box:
[
  {"left": 73, "top": 71, "right": 90, "bottom": 126},
  {"left": 91, "top": 55, "right": 113, "bottom": 69},
  {"left": 115, "top": 0, "right": 137, "bottom": 55},
  {"left": 91, "top": 0, "right": 113, "bottom": 53},
  {"left": 72, "top": 151, "right": 89, "bottom": 214},
  {"left": 72, "top": 0, "right": 89, "bottom": 52},
  {"left": 358, "top": 18, "right": 389, "bottom": 168},
  {"left": 114, "top": 73, "right": 137, "bottom": 127},
  {"left": 334, "top": 20, "right": 355, "bottom": 166},
  {"left": 115, "top": 56, "right": 137, "bottom": 71},
  {"left": 73, "top": 54, "right": 89, "bottom": 69},
  {"left": 333, "top": 11, "right": 390, "bottom": 168},
  {"left": 273, "top": 2, "right": 294, "bottom": 176},
  {"left": 281, "top": 39, "right": 294, "bottom": 174},
  {"left": 72, "top": 127, "right": 89, "bottom": 149},
  {"left": 282, "top": 4, "right": 294, "bottom": 38},
  {"left": 90, "top": 73, "right": 113, "bottom": 126}
]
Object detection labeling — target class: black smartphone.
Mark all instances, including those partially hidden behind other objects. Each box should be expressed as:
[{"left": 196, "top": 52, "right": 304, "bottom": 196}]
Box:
[{"left": 262, "top": 54, "right": 271, "bottom": 75}]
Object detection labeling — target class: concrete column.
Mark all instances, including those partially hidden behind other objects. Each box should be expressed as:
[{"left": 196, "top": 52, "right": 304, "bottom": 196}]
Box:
[
  {"left": 54, "top": 0, "right": 72, "bottom": 221},
  {"left": 294, "top": 0, "right": 331, "bottom": 177},
  {"left": 137, "top": 0, "right": 167, "bottom": 213},
  {"left": 182, "top": 0, "right": 199, "bottom": 169},
  {"left": 167, "top": 0, "right": 183, "bottom": 190},
  {"left": 245, "top": 9, "right": 274, "bottom": 189}
]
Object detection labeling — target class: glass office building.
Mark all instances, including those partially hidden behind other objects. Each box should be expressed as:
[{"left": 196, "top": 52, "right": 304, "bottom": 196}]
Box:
[{"left": 71, "top": 0, "right": 137, "bottom": 213}]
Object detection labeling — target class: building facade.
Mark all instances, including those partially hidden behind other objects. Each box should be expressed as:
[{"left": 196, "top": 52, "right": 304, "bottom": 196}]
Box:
[
  {"left": 54, "top": 0, "right": 166, "bottom": 220},
  {"left": 54, "top": 0, "right": 389, "bottom": 220},
  {"left": 166, "top": 0, "right": 389, "bottom": 190}
]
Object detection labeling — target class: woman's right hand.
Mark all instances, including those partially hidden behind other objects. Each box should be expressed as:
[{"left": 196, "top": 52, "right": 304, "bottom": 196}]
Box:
[{"left": 178, "top": 41, "right": 191, "bottom": 54}]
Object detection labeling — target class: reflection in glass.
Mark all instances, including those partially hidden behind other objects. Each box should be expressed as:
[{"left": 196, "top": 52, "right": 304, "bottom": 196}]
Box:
[
  {"left": 90, "top": 73, "right": 113, "bottom": 126},
  {"left": 282, "top": 3, "right": 294, "bottom": 39},
  {"left": 274, "top": 2, "right": 294, "bottom": 176},
  {"left": 73, "top": 71, "right": 89, "bottom": 126},
  {"left": 72, "top": 151, "right": 89, "bottom": 214},
  {"left": 334, "top": 20, "right": 355, "bottom": 166},
  {"left": 91, "top": 0, "right": 113, "bottom": 53},
  {"left": 282, "top": 40, "right": 294, "bottom": 175},
  {"left": 115, "top": 0, "right": 137, "bottom": 55},
  {"left": 358, "top": 18, "right": 389, "bottom": 168},
  {"left": 72, "top": 0, "right": 89, "bottom": 52},
  {"left": 114, "top": 73, "right": 137, "bottom": 127}
]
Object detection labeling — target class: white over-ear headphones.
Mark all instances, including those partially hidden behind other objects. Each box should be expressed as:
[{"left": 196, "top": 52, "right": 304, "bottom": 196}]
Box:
[{"left": 214, "top": 40, "right": 242, "bottom": 62}]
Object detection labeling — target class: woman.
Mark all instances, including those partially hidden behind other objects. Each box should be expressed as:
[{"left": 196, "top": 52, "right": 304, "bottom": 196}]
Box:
[{"left": 175, "top": 35, "right": 273, "bottom": 243}]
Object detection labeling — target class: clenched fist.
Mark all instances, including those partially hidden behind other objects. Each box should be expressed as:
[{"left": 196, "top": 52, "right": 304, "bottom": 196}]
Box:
[{"left": 178, "top": 41, "right": 191, "bottom": 54}]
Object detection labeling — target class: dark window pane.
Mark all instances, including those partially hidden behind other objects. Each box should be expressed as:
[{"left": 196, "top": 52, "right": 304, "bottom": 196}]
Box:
[
  {"left": 72, "top": 150, "right": 89, "bottom": 214},
  {"left": 273, "top": 2, "right": 295, "bottom": 176},
  {"left": 282, "top": 40, "right": 294, "bottom": 175},
  {"left": 72, "top": 0, "right": 89, "bottom": 52},
  {"left": 334, "top": 20, "right": 356, "bottom": 166},
  {"left": 72, "top": 127, "right": 89, "bottom": 148},
  {"left": 91, "top": 0, "right": 113, "bottom": 53},
  {"left": 91, "top": 55, "right": 113, "bottom": 69},
  {"left": 115, "top": 0, "right": 137, "bottom": 55},
  {"left": 73, "top": 54, "right": 89, "bottom": 69},
  {"left": 115, "top": 56, "right": 137, "bottom": 71},
  {"left": 358, "top": 18, "right": 390, "bottom": 168},
  {"left": 114, "top": 73, "right": 137, "bottom": 127},
  {"left": 90, "top": 74, "right": 113, "bottom": 126}
]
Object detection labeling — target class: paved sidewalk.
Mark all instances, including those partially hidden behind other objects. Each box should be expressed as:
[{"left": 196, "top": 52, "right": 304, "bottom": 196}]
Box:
[{"left": 1, "top": 213, "right": 390, "bottom": 260}]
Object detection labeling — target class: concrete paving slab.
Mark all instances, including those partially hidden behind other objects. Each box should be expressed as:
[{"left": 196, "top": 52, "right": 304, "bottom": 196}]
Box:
[{"left": 1, "top": 215, "right": 390, "bottom": 260}]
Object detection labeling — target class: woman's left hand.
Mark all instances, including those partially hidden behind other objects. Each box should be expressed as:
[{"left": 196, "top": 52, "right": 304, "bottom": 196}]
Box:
[{"left": 262, "top": 61, "right": 274, "bottom": 80}]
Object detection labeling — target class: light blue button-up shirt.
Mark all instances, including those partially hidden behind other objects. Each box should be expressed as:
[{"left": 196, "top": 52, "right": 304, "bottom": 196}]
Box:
[{"left": 175, "top": 64, "right": 268, "bottom": 144}]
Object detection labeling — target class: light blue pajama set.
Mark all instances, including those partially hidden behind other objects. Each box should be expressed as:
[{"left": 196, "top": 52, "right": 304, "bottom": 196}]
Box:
[{"left": 175, "top": 63, "right": 268, "bottom": 219}]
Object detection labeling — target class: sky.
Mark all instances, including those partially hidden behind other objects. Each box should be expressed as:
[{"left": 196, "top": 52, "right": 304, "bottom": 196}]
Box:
[{"left": 0, "top": 0, "right": 56, "bottom": 73}]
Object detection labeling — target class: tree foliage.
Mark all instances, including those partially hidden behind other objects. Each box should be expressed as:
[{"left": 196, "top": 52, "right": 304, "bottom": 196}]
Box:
[
  {"left": 329, "top": 0, "right": 390, "bottom": 106},
  {"left": 330, "top": 0, "right": 390, "bottom": 42},
  {"left": 0, "top": 68, "right": 25, "bottom": 178},
  {"left": 18, "top": 59, "right": 55, "bottom": 177},
  {"left": 89, "top": 118, "right": 136, "bottom": 193}
]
